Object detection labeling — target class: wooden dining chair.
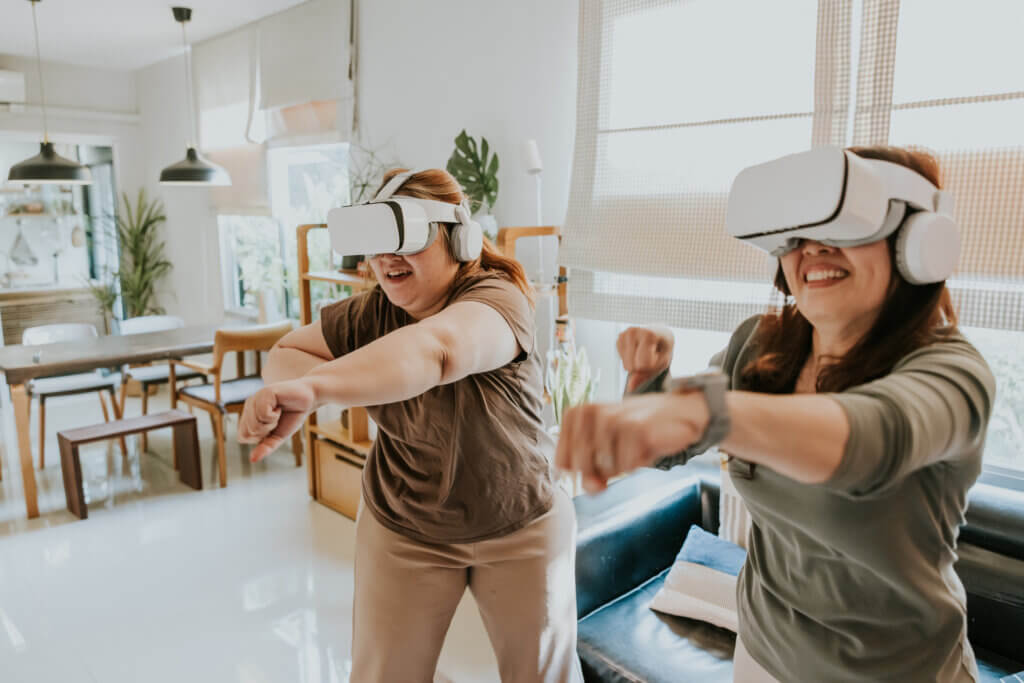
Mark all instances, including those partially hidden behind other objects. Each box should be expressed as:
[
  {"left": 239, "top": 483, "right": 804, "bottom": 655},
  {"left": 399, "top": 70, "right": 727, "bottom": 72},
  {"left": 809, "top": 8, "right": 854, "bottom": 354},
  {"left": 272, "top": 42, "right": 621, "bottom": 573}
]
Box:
[
  {"left": 22, "top": 323, "right": 126, "bottom": 469},
  {"left": 117, "top": 315, "right": 207, "bottom": 452},
  {"left": 171, "top": 321, "right": 300, "bottom": 488}
]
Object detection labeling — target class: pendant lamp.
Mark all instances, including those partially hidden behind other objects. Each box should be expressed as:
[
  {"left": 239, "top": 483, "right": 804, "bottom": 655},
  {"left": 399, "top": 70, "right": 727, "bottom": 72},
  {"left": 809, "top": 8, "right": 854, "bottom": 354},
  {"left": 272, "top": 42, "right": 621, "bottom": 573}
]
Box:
[
  {"left": 159, "top": 7, "right": 230, "bottom": 186},
  {"left": 7, "top": 0, "right": 92, "bottom": 185}
]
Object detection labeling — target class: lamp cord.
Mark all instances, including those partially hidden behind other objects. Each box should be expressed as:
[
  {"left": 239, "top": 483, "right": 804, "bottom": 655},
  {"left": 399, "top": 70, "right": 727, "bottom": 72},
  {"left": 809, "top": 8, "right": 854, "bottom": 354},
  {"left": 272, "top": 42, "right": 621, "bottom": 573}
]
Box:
[
  {"left": 180, "top": 20, "right": 197, "bottom": 149},
  {"left": 30, "top": 0, "right": 49, "bottom": 143}
]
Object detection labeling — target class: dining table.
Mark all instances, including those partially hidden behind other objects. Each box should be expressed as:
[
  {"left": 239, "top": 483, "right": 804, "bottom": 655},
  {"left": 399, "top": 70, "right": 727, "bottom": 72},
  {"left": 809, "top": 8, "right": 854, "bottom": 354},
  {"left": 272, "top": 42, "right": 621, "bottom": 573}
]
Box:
[{"left": 0, "top": 324, "right": 230, "bottom": 519}]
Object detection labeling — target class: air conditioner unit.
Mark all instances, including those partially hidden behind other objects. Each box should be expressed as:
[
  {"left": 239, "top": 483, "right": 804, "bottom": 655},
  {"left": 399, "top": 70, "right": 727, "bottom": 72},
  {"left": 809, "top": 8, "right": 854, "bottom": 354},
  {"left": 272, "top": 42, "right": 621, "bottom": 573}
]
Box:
[{"left": 0, "top": 70, "right": 27, "bottom": 106}]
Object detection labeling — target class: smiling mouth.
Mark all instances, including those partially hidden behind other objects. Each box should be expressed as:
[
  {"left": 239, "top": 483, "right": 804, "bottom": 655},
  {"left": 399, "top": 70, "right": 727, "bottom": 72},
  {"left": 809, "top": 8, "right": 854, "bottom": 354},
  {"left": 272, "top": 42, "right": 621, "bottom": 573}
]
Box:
[
  {"left": 804, "top": 269, "right": 849, "bottom": 283},
  {"left": 386, "top": 269, "right": 412, "bottom": 281}
]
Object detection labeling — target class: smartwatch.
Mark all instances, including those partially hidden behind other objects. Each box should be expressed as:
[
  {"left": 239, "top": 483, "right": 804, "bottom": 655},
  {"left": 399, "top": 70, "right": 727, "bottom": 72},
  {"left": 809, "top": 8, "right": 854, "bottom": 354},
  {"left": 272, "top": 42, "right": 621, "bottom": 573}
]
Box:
[{"left": 652, "top": 368, "right": 731, "bottom": 469}]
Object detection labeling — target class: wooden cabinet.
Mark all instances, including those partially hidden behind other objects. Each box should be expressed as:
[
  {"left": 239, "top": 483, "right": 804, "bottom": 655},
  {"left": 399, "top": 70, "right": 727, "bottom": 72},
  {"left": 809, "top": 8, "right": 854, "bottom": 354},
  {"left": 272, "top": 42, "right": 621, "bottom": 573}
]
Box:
[
  {"left": 314, "top": 439, "right": 365, "bottom": 520},
  {"left": 296, "top": 223, "right": 376, "bottom": 518}
]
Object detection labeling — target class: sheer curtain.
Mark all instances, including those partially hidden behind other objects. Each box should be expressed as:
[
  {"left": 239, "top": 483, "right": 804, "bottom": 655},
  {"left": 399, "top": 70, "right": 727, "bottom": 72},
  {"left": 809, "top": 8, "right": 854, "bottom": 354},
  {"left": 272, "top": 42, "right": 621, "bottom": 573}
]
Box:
[
  {"left": 855, "top": 0, "right": 1024, "bottom": 330},
  {"left": 562, "top": 0, "right": 851, "bottom": 331},
  {"left": 562, "top": 0, "right": 1024, "bottom": 333}
]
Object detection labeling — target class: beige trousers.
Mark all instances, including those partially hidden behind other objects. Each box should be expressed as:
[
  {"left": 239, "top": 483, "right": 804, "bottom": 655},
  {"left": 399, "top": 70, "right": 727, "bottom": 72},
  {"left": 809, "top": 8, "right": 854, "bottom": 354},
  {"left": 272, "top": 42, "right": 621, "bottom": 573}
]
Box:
[{"left": 352, "top": 490, "right": 584, "bottom": 683}]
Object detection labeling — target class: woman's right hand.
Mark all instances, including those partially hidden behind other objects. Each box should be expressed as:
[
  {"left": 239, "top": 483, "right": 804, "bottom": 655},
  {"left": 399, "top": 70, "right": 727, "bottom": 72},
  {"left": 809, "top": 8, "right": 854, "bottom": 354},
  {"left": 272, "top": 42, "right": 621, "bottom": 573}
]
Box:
[{"left": 617, "top": 326, "right": 674, "bottom": 393}]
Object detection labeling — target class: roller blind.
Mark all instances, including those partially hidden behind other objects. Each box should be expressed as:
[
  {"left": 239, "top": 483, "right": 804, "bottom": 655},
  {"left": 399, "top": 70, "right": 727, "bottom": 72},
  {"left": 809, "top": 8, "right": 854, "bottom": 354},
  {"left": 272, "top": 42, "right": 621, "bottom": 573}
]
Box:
[
  {"left": 562, "top": 0, "right": 851, "bottom": 331},
  {"left": 563, "top": 0, "right": 1024, "bottom": 332},
  {"left": 194, "top": 26, "right": 269, "bottom": 214},
  {"left": 254, "top": 0, "right": 354, "bottom": 146}
]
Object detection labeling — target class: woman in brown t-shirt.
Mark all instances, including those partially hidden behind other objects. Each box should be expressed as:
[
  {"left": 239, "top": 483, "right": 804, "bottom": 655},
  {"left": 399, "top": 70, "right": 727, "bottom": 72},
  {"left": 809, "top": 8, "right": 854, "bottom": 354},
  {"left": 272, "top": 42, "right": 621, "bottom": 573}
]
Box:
[{"left": 238, "top": 169, "right": 583, "bottom": 683}]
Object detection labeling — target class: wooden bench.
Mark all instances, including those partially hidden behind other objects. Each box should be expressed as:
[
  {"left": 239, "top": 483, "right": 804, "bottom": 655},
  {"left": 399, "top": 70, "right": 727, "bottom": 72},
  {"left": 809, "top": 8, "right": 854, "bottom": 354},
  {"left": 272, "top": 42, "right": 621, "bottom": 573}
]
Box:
[{"left": 57, "top": 410, "right": 201, "bottom": 519}]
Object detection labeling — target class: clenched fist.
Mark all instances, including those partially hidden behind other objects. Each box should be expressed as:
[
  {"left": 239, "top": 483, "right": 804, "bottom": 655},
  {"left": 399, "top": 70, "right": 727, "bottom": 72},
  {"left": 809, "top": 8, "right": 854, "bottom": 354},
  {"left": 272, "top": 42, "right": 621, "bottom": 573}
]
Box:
[
  {"left": 238, "top": 379, "right": 318, "bottom": 463},
  {"left": 554, "top": 391, "right": 709, "bottom": 493},
  {"left": 617, "top": 326, "right": 674, "bottom": 393}
]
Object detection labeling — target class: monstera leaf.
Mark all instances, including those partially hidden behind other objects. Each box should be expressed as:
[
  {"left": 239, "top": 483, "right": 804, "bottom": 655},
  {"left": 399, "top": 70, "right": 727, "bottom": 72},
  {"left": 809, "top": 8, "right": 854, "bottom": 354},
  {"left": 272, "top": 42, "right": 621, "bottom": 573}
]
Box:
[{"left": 446, "top": 129, "right": 499, "bottom": 214}]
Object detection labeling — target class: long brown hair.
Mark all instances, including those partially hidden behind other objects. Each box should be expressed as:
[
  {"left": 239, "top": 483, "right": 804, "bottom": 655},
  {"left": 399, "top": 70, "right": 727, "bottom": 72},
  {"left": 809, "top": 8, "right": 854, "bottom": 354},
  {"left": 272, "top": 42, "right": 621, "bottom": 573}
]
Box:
[
  {"left": 740, "top": 146, "right": 958, "bottom": 394},
  {"left": 375, "top": 168, "right": 535, "bottom": 306}
]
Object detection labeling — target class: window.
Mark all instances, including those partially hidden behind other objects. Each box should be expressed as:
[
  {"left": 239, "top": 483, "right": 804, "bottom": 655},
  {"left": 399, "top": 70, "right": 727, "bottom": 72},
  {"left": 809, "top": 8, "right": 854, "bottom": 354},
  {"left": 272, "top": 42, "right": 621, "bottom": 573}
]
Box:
[
  {"left": 219, "top": 215, "right": 284, "bottom": 312},
  {"left": 268, "top": 143, "right": 351, "bottom": 318},
  {"left": 563, "top": 0, "right": 838, "bottom": 332},
  {"left": 962, "top": 327, "right": 1024, "bottom": 476},
  {"left": 219, "top": 143, "right": 350, "bottom": 319},
  {"left": 567, "top": 0, "right": 1024, "bottom": 479}
]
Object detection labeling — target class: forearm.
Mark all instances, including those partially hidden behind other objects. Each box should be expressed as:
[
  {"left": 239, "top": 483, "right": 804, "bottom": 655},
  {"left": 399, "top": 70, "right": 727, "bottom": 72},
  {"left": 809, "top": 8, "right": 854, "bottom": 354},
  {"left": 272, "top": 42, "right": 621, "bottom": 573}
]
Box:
[
  {"left": 303, "top": 324, "right": 444, "bottom": 409},
  {"left": 718, "top": 391, "right": 849, "bottom": 484},
  {"left": 263, "top": 346, "right": 329, "bottom": 384}
]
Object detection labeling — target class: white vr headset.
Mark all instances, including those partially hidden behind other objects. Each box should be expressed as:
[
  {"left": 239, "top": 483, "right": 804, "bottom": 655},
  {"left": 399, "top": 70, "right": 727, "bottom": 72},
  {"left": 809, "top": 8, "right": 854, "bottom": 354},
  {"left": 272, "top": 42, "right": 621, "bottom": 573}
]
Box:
[
  {"left": 326, "top": 171, "right": 484, "bottom": 262},
  {"left": 726, "top": 146, "right": 960, "bottom": 284}
]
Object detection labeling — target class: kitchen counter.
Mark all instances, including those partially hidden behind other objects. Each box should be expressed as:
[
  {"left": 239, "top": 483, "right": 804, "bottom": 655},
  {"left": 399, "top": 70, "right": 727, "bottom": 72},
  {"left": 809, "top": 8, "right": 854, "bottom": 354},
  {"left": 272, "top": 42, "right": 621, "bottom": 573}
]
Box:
[{"left": 0, "top": 286, "right": 106, "bottom": 344}]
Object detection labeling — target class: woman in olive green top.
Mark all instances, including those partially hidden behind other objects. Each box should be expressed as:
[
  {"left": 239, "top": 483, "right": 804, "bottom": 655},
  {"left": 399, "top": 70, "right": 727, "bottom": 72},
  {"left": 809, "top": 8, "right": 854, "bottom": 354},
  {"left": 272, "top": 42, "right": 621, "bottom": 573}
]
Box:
[
  {"left": 555, "top": 146, "right": 995, "bottom": 682},
  {"left": 239, "top": 169, "right": 582, "bottom": 682}
]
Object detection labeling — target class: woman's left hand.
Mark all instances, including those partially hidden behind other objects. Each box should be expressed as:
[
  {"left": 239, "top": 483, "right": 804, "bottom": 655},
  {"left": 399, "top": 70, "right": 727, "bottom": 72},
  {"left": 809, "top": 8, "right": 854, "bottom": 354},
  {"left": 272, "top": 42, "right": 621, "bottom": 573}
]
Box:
[
  {"left": 238, "top": 379, "right": 317, "bottom": 463},
  {"left": 555, "top": 392, "right": 710, "bottom": 493}
]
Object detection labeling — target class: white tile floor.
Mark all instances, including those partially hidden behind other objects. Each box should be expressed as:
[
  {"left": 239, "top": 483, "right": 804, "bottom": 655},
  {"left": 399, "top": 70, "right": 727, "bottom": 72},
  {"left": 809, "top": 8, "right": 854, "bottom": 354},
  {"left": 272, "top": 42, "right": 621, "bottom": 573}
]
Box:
[{"left": 0, "top": 389, "right": 500, "bottom": 682}]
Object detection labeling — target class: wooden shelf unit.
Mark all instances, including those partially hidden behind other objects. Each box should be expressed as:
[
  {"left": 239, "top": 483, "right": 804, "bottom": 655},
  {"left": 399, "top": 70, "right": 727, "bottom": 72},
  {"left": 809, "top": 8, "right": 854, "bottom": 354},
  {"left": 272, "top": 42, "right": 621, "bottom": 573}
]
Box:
[
  {"left": 296, "top": 223, "right": 376, "bottom": 519},
  {"left": 495, "top": 226, "right": 567, "bottom": 316}
]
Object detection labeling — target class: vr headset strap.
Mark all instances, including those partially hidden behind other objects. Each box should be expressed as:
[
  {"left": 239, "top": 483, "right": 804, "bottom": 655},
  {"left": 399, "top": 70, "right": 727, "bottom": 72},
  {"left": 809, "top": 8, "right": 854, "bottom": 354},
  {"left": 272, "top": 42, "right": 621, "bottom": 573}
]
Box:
[
  {"left": 860, "top": 157, "right": 951, "bottom": 215},
  {"left": 373, "top": 171, "right": 416, "bottom": 202}
]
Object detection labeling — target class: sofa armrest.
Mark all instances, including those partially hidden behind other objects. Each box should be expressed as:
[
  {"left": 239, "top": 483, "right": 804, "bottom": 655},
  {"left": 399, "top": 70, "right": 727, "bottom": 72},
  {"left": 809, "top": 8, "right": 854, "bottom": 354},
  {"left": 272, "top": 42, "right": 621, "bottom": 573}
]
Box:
[
  {"left": 963, "top": 483, "right": 1024, "bottom": 562},
  {"left": 574, "top": 468, "right": 705, "bottom": 619}
]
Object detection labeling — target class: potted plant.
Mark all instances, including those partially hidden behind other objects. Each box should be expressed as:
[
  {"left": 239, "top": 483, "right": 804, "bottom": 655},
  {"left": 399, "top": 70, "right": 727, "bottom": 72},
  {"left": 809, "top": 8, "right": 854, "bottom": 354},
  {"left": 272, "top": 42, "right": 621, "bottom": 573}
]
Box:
[
  {"left": 85, "top": 269, "right": 119, "bottom": 335},
  {"left": 545, "top": 342, "right": 600, "bottom": 428},
  {"left": 88, "top": 189, "right": 173, "bottom": 322},
  {"left": 446, "top": 129, "right": 500, "bottom": 241},
  {"left": 114, "top": 189, "right": 173, "bottom": 318}
]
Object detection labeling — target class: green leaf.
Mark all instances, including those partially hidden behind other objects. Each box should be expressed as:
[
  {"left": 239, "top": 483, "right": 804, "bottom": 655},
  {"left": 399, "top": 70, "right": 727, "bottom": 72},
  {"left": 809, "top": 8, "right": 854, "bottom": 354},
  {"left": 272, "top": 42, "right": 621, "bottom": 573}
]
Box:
[{"left": 448, "top": 129, "right": 501, "bottom": 213}]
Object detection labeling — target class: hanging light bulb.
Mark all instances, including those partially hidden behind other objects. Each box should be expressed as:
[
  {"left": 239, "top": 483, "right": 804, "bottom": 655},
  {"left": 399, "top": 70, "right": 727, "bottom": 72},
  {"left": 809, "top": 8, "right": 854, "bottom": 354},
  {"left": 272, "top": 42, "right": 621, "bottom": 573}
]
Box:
[
  {"left": 159, "top": 6, "right": 231, "bottom": 186},
  {"left": 7, "top": 0, "right": 92, "bottom": 185}
]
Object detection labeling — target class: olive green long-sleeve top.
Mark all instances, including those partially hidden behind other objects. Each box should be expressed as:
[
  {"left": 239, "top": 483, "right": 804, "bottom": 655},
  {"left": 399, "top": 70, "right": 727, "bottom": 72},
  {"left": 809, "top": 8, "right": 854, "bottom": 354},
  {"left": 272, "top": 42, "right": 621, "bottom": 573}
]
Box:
[{"left": 665, "top": 316, "right": 996, "bottom": 682}]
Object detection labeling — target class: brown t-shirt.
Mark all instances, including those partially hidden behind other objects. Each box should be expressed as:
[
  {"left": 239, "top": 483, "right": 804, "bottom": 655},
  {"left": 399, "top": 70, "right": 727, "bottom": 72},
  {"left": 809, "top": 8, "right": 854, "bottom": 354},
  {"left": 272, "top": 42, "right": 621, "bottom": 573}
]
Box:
[{"left": 319, "top": 272, "right": 556, "bottom": 543}]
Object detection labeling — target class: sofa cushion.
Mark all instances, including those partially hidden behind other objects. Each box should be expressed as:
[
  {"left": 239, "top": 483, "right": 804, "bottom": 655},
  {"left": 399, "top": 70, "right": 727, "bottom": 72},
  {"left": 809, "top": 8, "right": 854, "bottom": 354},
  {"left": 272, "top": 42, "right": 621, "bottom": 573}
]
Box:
[
  {"left": 578, "top": 570, "right": 735, "bottom": 683},
  {"left": 650, "top": 525, "right": 745, "bottom": 631}
]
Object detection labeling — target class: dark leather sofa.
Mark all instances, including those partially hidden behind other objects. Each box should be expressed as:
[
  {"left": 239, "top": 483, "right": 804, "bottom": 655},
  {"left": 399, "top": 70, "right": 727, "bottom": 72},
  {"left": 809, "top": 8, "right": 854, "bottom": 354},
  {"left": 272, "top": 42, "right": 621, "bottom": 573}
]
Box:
[{"left": 573, "top": 466, "right": 1024, "bottom": 682}]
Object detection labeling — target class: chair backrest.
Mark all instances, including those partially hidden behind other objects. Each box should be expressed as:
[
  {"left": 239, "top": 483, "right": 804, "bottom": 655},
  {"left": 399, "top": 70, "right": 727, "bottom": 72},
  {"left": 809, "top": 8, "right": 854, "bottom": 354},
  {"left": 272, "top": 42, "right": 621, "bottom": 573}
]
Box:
[
  {"left": 22, "top": 323, "right": 99, "bottom": 346},
  {"left": 211, "top": 321, "right": 293, "bottom": 373},
  {"left": 118, "top": 315, "right": 186, "bottom": 336}
]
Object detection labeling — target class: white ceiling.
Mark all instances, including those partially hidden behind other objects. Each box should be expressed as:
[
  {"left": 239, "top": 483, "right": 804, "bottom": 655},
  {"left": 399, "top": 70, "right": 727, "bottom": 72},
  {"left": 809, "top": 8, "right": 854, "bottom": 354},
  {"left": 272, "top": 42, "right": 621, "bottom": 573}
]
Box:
[{"left": 0, "top": 0, "right": 311, "bottom": 71}]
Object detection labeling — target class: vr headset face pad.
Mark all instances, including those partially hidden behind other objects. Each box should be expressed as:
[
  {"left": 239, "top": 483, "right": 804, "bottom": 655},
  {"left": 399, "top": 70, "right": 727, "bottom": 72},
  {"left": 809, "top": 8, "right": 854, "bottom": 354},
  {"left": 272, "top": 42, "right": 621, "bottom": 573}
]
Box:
[{"left": 726, "top": 147, "right": 945, "bottom": 257}]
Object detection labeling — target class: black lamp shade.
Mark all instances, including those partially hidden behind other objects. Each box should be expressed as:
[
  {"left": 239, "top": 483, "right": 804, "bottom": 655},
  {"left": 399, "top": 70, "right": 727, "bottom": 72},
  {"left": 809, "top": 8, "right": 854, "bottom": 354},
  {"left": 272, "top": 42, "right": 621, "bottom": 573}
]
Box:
[
  {"left": 7, "top": 141, "right": 92, "bottom": 185},
  {"left": 159, "top": 147, "right": 231, "bottom": 186}
]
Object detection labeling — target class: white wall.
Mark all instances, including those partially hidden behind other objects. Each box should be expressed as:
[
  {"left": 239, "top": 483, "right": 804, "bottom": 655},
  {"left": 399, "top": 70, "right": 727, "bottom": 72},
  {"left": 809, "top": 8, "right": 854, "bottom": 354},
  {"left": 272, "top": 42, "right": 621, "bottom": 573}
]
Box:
[
  {"left": 358, "top": 0, "right": 578, "bottom": 228},
  {"left": 0, "top": 55, "right": 146, "bottom": 206},
  {"left": 0, "top": 55, "right": 137, "bottom": 114},
  {"left": 127, "top": 0, "right": 579, "bottom": 326},
  {"left": 135, "top": 56, "right": 223, "bottom": 325}
]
